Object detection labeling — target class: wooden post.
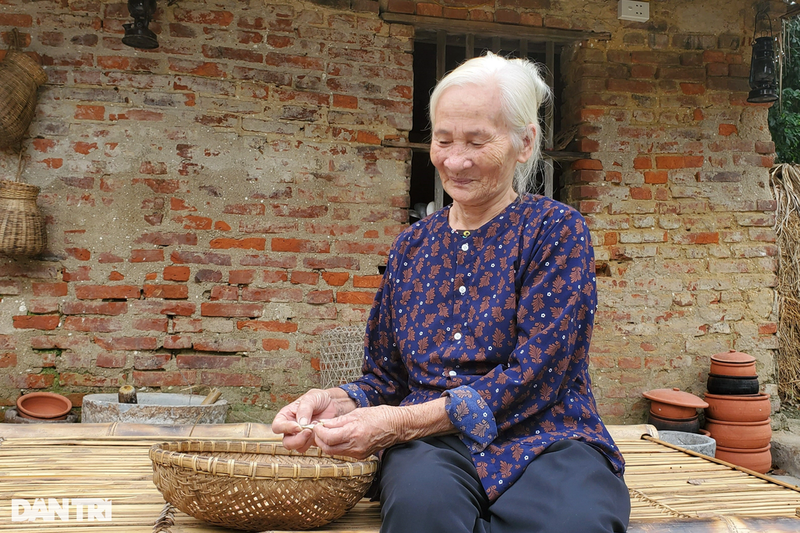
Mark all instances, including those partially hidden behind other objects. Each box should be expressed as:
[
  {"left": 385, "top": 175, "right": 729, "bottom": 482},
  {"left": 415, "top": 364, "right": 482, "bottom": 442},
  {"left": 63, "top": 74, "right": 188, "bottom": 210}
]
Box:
[{"left": 118, "top": 385, "right": 137, "bottom": 404}]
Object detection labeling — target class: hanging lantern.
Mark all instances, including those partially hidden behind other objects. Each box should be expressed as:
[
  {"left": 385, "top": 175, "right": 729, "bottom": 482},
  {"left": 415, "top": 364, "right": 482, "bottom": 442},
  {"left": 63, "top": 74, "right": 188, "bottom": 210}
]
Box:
[{"left": 747, "top": 10, "right": 779, "bottom": 104}]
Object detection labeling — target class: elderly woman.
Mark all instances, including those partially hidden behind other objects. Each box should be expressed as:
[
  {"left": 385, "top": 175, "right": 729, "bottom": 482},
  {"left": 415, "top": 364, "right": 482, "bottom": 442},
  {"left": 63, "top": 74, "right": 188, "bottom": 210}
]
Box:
[{"left": 272, "top": 52, "right": 630, "bottom": 533}]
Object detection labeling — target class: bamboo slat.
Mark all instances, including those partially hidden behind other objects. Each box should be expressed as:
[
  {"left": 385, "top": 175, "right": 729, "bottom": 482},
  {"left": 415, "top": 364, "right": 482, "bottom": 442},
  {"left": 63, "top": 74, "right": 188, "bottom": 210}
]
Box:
[{"left": 0, "top": 432, "right": 799, "bottom": 532}]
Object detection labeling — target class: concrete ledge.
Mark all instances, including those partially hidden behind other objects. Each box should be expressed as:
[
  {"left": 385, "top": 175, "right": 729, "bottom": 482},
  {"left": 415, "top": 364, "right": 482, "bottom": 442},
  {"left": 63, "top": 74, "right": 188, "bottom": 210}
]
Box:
[{"left": 772, "top": 430, "right": 800, "bottom": 478}]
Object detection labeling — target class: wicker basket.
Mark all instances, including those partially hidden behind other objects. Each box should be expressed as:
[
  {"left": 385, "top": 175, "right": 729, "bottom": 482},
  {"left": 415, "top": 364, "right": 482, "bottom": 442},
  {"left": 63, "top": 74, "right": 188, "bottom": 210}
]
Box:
[
  {"left": 0, "top": 31, "right": 48, "bottom": 150},
  {"left": 149, "top": 440, "right": 379, "bottom": 531},
  {"left": 0, "top": 180, "right": 46, "bottom": 257}
]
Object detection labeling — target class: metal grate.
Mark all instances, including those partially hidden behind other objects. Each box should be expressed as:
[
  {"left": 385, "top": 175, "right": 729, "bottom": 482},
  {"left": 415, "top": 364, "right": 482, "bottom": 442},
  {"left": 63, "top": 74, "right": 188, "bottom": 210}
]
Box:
[{"left": 320, "top": 326, "right": 365, "bottom": 389}]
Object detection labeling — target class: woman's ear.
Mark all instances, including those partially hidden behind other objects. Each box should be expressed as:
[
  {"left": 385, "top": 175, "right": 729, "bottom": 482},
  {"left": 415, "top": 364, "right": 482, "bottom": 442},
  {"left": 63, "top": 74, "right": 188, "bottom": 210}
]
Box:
[{"left": 517, "top": 124, "right": 536, "bottom": 163}]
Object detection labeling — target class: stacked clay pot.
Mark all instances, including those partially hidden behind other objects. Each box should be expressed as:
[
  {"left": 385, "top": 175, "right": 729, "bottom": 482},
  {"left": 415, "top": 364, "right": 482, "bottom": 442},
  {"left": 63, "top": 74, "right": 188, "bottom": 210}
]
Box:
[
  {"left": 704, "top": 350, "right": 772, "bottom": 473},
  {"left": 643, "top": 388, "right": 708, "bottom": 434}
]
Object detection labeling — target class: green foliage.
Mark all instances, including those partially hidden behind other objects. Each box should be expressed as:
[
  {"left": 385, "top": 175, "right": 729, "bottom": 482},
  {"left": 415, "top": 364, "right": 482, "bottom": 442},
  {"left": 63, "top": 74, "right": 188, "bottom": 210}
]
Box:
[{"left": 770, "top": 18, "right": 800, "bottom": 164}]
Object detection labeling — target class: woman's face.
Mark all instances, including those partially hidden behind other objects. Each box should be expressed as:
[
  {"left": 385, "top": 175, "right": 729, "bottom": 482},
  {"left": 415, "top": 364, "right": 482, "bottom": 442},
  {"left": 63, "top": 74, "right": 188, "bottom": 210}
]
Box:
[{"left": 430, "top": 83, "right": 532, "bottom": 210}]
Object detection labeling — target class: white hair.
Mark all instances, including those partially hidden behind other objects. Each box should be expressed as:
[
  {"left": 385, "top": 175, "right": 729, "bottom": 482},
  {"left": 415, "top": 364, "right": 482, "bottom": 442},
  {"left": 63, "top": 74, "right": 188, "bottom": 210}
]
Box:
[{"left": 429, "top": 52, "right": 552, "bottom": 194}]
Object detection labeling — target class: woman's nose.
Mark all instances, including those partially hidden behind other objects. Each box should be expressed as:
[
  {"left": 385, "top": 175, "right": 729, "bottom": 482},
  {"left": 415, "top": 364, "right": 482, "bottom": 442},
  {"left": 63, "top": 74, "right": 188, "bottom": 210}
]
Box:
[{"left": 444, "top": 149, "right": 473, "bottom": 171}]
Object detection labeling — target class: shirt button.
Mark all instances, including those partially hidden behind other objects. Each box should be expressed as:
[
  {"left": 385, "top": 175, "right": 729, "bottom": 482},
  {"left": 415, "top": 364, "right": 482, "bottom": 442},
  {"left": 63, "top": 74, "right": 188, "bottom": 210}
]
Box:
[
  {"left": 458, "top": 286, "right": 466, "bottom": 295},
  {"left": 448, "top": 371, "right": 457, "bottom": 377},
  {"left": 454, "top": 332, "right": 462, "bottom": 340},
  {"left": 461, "top": 243, "right": 469, "bottom": 251}
]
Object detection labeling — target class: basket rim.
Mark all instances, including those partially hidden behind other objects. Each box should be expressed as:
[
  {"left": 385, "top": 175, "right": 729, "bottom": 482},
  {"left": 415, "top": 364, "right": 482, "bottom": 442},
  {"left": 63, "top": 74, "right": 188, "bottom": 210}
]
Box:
[{"left": 149, "top": 439, "right": 378, "bottom": 480}]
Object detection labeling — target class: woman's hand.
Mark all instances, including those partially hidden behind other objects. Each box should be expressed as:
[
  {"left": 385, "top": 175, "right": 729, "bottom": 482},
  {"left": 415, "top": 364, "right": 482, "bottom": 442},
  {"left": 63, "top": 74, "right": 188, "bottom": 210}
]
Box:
[
  {"left": 310, "top": 404, "right": 404, "bottom": 459},
  {"left": 312, "top": 398, "right": 456, "bottom": 459},
  {"left": 272, "top": 389, "right": 345, "bottom": 453}
]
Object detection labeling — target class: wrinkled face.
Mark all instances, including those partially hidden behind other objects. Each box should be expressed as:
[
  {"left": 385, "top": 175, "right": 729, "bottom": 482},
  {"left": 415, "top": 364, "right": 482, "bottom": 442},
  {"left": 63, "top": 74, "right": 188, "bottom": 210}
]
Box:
[{"left": 430, "top": 83, "right": 530, "bottom": 209}]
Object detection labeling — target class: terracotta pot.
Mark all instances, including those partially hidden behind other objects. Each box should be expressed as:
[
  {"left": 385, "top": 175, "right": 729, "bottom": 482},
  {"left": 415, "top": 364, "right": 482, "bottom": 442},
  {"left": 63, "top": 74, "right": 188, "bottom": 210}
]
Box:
[
  {"left": 16, "top": 392, "right": 72, "bottom": 420},
  {"left": 709, "top": 350, "right": 757, "bottom": 378},
  {"left": 704, "top": 392, "right": 770, "bottom": 422},
  {"left": 704, "top": 417, "right": 772, "bottom": 449},
  {"left": 643, "top": 388, "right": 708, "bottom": 419},
  {"left": 17, "top": 409, "right": 68, "bottom": 421},
  {"left": 648, "top": 412, "right": 700, "bottom": 434},
  {"left": 715, "top": 444, "right": 772, "bottom": 474},
  {"left": 706, "top": 374, "right": 759, "bottom": 396}
]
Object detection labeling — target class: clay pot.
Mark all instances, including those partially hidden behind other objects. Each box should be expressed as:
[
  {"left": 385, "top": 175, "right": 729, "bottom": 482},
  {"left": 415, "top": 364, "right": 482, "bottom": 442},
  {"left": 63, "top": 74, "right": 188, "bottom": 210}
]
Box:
[
  {"left": 704, "top": 417, "right": 772, "bottom": 449},
  {"left": 709, "top": 350, "right": 757, "bottom": 378},
  {"left": 715, "top": 444, "right": 772, "bottom": 474},
  {"left": 706, "top": 374, "right": 759, "bottom": 396},
  {"left": 16, "top": 392, "right": 72, "bottom": 420},
  {"left": 704, "top": 392, "right": 770, "bottom": 422},
  {"left": 648, "top": 412, "right": 700, "bottom": 434},
  {"left": 643, "top": 388, "right": 708, "bottom": 419}
]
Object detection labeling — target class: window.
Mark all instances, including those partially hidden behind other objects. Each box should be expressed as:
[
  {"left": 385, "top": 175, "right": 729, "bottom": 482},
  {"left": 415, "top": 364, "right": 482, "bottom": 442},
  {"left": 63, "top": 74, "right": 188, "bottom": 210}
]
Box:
[{"left": 380, "top": 14, "right": 609, "bottom": 223}]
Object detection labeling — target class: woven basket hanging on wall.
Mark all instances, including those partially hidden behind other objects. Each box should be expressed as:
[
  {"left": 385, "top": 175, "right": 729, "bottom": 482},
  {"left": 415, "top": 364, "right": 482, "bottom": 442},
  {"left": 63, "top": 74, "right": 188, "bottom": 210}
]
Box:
[
  {"left": 0, "top": 29, "right": 47, "bottom": 150},
  {"left": 0, "top": 179, "right": 47, "bottom": 257}
]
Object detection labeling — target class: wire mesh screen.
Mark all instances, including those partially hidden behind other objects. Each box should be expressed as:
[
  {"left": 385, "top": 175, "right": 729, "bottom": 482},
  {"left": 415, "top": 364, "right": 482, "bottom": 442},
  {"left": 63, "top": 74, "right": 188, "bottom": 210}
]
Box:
[{"left": 320, "top": 325, "right": 365, "bottom": 389}]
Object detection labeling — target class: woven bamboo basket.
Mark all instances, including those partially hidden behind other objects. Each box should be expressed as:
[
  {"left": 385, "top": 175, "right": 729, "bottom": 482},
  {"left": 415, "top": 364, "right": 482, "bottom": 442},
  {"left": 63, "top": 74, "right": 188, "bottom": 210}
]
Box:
[
  {"left": 149, "top": 440, "right": 379, "bottom": 531},
  {"left": 0, "top": 179, "right": 46, "bottom": 256},
  {"left": 0, "top": 30, "right": 48, "bottom": 150}
]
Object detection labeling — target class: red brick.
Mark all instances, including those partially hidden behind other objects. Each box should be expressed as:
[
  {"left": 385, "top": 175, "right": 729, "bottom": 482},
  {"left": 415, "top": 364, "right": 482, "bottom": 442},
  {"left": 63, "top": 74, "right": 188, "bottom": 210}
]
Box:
[
  {"left": 75, "top": 105, "right": 104, "bottom": 120},
  {"left": 304, "top": 257, "right": 360, "bottom": 270},
  {"left": 0, "top": 352, "right": 17, "bottom": 368},
  {"left": 229, "top": 270, "right": 255, "bottom": 284},
  {"left": 13, "top": 315, "right": 60, "bottom": 330},
  {"left": 179, "top": 215, "right": 213, "bottom": 230},
  {"left": 164, "top": 266, "right": 191, "bottom": 281},
  {"left": 62, "top": 301, "right": 127, "bottom": 315},
  {"left": 134, "top": 353, "right": 172, "bottom": 370},
  {"left": 223, "top": 203, "right": 265, "bottom": 215},
  {"left": 99, "top": 252, "right": 124, "bottom": 263},
  {"left": 96, "top": 352, "right": 127, "bottom": 368},
  {"left": 12, "top": 373, "right": 56, "bottom": 389},
  {"left": 131, "top": 249, "right": 165, "bottom": 262},
  {"left": 66, "top": 247, "right": 91, "bottom": 260},
  {"left": 163, "top": 335, "right": 193, "bottom": 349},
  {"left": 136, "top": 232, "right": 197, "bottom": 246},
  {"left": 63, "top": 316, "right": 122, "bottom": 332},
  {"left": 194, "top": 338, "right": 258, "bottom": 352},
  {"left": 306, "top": 290, "right": 333, "bottom": 304},
  {"left": 201, "top": 302, "right": 262, "bottom": 317},
  {"left": 718, "top": 124, "right": 738, "bottom": 136},
  {"left": 353, "top": 275, "right": 382, "bottom": 288},
  {"left": 322, "top": 272, "right": 349, "bottom": 286},
  {"left": 195, "top": 269, "right": 223, "bottom": 282},
  {"left": 171, "top": 251, "right": 232, "bottom": 265},
  {"left": 237, "top": 320, "right": 297, "bottom": 332},
  {"left": 208, "top": 286, "right": 236, "bottom": 301},
  {"left": 144, "top": 284, "right": 189, "bottom": 299},
  {"left": 176, "top": 354, "right": 240, "bottom": 369},
  {"left": 571, "top": 159, "right": 603, "bottom": 171},
  {"left": 133, "top": 370, "right": 198, "bottom": 388},
  {"left": 241, "top": 287, "right": 302, "bottom": 302},
  {"left": 262, "top": 338, "right": 290, "bottom": 351},
  {"left": 630, "top": 187, "right": 652, "bottom": 200},
  {"left": 336, "top": 291, "right": 375, "bottom": 304},
  {"left": 32, "top": 282, "right": 68, "bottom": 297},
  {"left": 263, "top": 271, "right": 290, "bottom": 283},
  {"left": 271, "top": 238, "right": 330, "bottom": 253},
  {"left": 94, "top": 336, "right": 159, "bottom": 351},
  {"left": 291, "top": 271, "right": 319, "bottom": 285},
  {"left": 75, "top": 285, "right": 140, "bottom": 299},
  {"left": 133, "top": 318, "right": 169, "bottom": 332},
  {"left": 210, "top": 237, "right": 266, "bottom": 250}
]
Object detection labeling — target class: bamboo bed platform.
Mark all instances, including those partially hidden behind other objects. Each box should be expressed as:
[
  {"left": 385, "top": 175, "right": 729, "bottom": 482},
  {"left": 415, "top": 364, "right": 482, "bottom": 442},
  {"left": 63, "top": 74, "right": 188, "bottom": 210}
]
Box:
[{"left": 1, "top": 423, "right": 800, "bottom": 532}]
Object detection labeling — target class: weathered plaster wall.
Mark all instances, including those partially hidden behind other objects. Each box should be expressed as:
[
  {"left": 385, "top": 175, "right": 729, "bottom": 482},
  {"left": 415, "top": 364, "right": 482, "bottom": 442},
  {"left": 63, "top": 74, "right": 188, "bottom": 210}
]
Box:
[{"left": 0, "top": 0, "right": 782, "bottom": 423}]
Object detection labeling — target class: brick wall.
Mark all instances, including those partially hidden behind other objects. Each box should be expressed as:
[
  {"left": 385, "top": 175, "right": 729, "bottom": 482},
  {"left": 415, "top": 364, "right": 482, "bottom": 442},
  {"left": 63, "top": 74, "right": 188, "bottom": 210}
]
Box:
[{"left": 0, "top": 0, "right": 782, "bottom": 424}]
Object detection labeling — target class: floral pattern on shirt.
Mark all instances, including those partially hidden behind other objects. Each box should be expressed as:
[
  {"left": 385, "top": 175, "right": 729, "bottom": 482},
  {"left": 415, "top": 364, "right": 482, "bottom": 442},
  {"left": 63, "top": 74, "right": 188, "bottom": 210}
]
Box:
[{"left": 340, "top": 194, "right": 624, "bottom": 500}]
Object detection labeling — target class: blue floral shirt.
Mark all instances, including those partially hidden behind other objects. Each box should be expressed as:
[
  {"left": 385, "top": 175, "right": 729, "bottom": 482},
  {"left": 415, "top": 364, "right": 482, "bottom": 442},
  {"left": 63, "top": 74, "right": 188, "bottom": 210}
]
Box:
[{"left": 341, "top": 194, "right": 624, "bottom": 500}]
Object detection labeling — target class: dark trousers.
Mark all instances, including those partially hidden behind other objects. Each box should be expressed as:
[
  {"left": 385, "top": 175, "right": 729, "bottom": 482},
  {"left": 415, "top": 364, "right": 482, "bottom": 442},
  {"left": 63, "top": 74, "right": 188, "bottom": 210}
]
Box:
[{"left": 378, "top": 435, "right": 630, "bottom": 533}]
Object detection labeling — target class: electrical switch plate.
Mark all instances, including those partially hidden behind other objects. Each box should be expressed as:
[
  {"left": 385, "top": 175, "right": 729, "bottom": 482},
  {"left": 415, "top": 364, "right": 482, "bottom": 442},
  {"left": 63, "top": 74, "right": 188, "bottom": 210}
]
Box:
[{"left": 618, "top": 0, "right": 649, "bottom": 22}]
